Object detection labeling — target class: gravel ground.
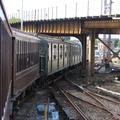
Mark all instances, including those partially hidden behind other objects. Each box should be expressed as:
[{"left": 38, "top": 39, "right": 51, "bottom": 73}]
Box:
[
  {"left": 14, "top": 89, "right": 49, "bottom": 120},
  {"left": 14, "top": 67, "right": 120, "bottom": 120},
  {"left": 56, "top": 78, "right": 118, "bottom": 120},
  {"left": 14, "top": 88, "right": 65, "bottom": 120}
]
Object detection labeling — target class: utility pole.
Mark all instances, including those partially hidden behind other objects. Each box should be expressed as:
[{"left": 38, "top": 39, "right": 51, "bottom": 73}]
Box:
[
  {"left": 21, "top": 0, "right": 23, "bottom": 31},
  {"left": 87, "top": 0, "right": 89, "bottom": 16},
  {"left": 103, "top": 0, "right": 113, "bottom": 59},
  {"left": 101, "top": 0, "right": 103, "bottom": 15}
]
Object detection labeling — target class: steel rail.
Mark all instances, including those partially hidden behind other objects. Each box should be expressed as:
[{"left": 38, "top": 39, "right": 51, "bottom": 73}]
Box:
[
  {"left": 61, "top": 84, "right": 120, "bottom": 120},
  {"left": 66, "top": 78, "right": 120, "bottom": 104},
  {"left": 54, "top": 80, "right": 120, "bottom": 119},
  {"left": 65, "top": 78, "right": 120, "bottom": 119},
  {"left": 53, "top": 82, "right": 91, "bottom": 120}
]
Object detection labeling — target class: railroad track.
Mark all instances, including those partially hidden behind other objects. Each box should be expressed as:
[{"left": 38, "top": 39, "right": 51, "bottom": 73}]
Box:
[{"left": 50, "top": 77, "right": 120, "bottom": 120}]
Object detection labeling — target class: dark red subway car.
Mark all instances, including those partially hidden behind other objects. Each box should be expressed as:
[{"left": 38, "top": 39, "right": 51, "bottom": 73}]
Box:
[{"left": 0, "top": 0, "right": 13, "bottom": 120}]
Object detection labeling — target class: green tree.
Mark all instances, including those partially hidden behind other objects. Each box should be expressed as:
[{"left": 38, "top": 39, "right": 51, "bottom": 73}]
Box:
[
  {"left": 112, "top": 38, "right": 119, "bottom": 47},
  {"left": 8, "top": 17, "right": 21, "bottom": 23},
  {"left": 117, "top": 40, "right": 120, "bottom": 47},
  {"left": 95, "top": 39, "right": 98, "bottom": 45}
]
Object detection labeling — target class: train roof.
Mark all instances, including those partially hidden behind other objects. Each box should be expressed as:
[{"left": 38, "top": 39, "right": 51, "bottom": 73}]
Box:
[
  {"left": 37, "top": 34, "right": 65, "bottom": 43},
  {"left": 12, "top": 28, "right": 41, "bottom": 42},
  {"left": 36, "top": 34, "right": 81, "bottom": 45}
]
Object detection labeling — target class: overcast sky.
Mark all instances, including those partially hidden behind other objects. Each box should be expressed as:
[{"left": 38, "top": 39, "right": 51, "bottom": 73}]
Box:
[
  {"left": 3, "top": 0, "right": 86, "bottom": 14},
  {"left": 3, "top": 0, "right": 120, "bottom": 16},
  {"left": 3, "top": 0, "right": 120, "bottom": 38}
]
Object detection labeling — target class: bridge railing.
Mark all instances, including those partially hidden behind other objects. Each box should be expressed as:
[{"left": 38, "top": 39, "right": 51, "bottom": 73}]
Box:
[{"left": 8, "top": 0, "right": 120, "bottom": 22}]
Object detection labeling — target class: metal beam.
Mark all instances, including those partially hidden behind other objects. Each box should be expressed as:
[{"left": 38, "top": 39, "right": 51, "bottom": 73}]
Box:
[
  {"left": 96, "top": 37, "right": 120, "bottom": 72},
  {"left": 88, "top": 29, "right": 96, "bottom": 76},
  {"left": 98, "top": 37, "right": 120, "bottom": 59}
]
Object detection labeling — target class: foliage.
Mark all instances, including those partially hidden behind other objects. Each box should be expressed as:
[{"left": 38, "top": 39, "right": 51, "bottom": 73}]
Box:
[
  {"left": 117, "top": 40, "right": 120, "bottom": 47},
  {"left": 95, "top": 39, "right": 98, "bottom": 45},
  {"left": 112, "top": 38, "right": 119, "bottom": 47},
  {"left": 61, "top": 36, "right": 70, "bottom": 40},
  {"left": 8, "top": 17, "right": 21, "bottom": 23}
]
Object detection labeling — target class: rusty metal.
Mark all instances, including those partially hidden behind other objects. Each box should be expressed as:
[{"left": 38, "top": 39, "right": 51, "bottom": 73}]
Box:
[
  {"left": 11, "top": 17, "right": 120, "bottom": 35},
  {"left": 53, "top": 82, "right": 91, "bottom": 120},
  {"left": 65, "top": 79, "right": 120, "bottom": 120},
  {"left": 54, "top": 79, "right": 120, "bottom": 119},
  {"left": 97, "top": 37, "right": 120, "bottom": 60},
  {"left": 96, "top": 37, "right": 120, "bottom": 72}
]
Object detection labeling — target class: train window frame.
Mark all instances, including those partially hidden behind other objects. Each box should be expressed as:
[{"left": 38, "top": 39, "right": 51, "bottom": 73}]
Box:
[
  {"left": 16, "top": 40, "right": 19, "bottom": 72},
  {"left": 54, "top": 45, "right": 56, "bottom": 48},
  {"left": 52, "top": 44, "right": 58, "bottom": 60},
  {"left": 59, "top": 44, "right": 63, "bottom": 59},
  {"left": 16, "top": 37, "right": 40, "bottom": 73},
  {"left": 64, "top": 44, "right": 67, "bottom": 58},
  {"left": 54, "top": 55, "right": 56, "bottom": 60}
]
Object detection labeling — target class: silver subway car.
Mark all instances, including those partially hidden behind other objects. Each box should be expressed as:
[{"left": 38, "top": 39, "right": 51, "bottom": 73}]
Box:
[{"left": 38, "top": 34, "right": 82, "bottom": 78}]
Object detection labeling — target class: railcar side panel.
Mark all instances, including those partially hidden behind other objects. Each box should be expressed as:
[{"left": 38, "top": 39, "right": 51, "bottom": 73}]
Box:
[
  {"left": 12, "top": 31, "right": 40, "bottom": 96},
  {"left": 38, "top": 35, "right": 82, "bottom": 78},
  {"left": 14, "top": 65, "right": 39, "bottom": 95},
  {"left": 0, "top": 20, "right": 12, "bottom": 120},
  {"left": 0, "top": 1, "right": 12, "bottom": 120}
]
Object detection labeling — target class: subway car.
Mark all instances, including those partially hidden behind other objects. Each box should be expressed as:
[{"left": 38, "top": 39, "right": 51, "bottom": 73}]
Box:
[
  {"left": 0, "top": 0, "right": 13, "bottom": 120},
  {"left": 11, "top": 31, "right": 82, "bottom": 115},
  {"left": 38, "top": 34, "right": 82, "bottom": 82},
  {"left": 12, "top": 28, "right": 41, "bottom": 106}
]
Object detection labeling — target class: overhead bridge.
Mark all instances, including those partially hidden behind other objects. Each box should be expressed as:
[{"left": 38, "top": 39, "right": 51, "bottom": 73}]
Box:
[
  {"left": 11, "top": 15, "right": 120, "bottom": 35},
  {"left": 11, "top": 15, "right": 120, "bottom": 76}
]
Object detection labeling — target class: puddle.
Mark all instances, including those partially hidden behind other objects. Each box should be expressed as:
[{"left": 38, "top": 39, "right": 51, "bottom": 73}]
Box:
[{"left": 36, "top": 102, "right": 59, "bottom": 120}]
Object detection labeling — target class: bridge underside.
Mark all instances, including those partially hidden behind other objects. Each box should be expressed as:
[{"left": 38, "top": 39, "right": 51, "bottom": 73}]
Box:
[{"left": 11, "top": 17, "right": 120, "bottom": 76}]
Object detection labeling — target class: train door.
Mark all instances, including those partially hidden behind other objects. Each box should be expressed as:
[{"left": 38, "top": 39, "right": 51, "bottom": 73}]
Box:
[
  {"left": 64, "top": 44, "right": 68, "bottom": 67},
  {"left": 59, "top": 44, "right": 64, "bottom": 69},
  {"left": 39, "top": 40, "right": 47, "bottom": 76},
  {"left": 52, "top": 43, "right": 58, "bottom": 72}
]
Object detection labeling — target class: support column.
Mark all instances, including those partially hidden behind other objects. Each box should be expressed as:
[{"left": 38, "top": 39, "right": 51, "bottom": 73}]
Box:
[
  {"left": 88, "top": 29, "right": 96, "bottom": 76},
  {"left": 81, "top": 34, "right": 87, "bottom": 70},
  {"left": 76, "top": 34, "right": 87, "bottom": 70}
]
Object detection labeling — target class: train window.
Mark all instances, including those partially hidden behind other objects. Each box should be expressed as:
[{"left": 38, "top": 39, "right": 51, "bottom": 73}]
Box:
[
  {"left": 19, "top": 41, "right": 22, "bottom": 71},
  {"left": 16, "top": 40, "right": 39, "bottom": 71},
  {"left": 25, "top": 42, "right": 27, "bottom": 69},
  {"left": 21, "top": 42, "right": 23, "bottom": 70},
  {"left": 59, "top": 44, "right": 63, "bottom": 59},
  {"left": 54, "top": 45, "right": 56, "bottom": 48},
  {"left": 53, "top": 44, "right": 58, "bottom": 60},
  {"left": 60, "top": 45, "right": 62, "bottom": 49},
  {"left": 65, "top": 52, "right": 67, "bottom": 57},
  {"left": 60, "top": 54, "right": 62, "bottom": 58},
  {"left": 16, "top": 40, "right": 19, "bottom": 72},
  {"left": 64, "top": 44, "right": 67, "bottom": 58},
  {"left": 54, "top": 55, "right": 56, "bottom": 59}
]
